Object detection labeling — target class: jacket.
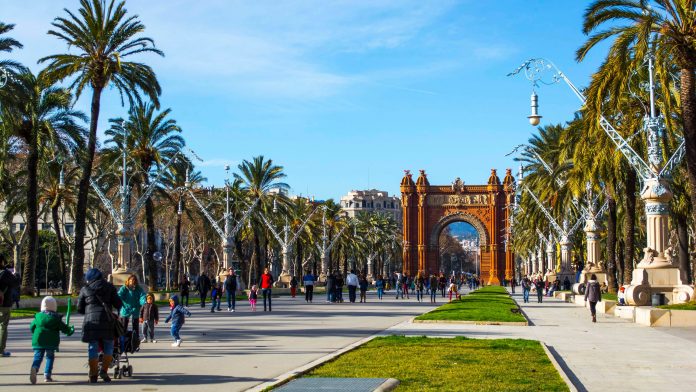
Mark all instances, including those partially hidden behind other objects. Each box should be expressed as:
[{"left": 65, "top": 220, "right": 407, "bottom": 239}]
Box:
[
  {"left": 118, "top": 284, "right": 147, "bottom": 318},
  {"left": 77, "top": 278, "right": 123, "bottom": 343},
  {"left": 30, "top": 311, "right": 73, "bottom": 351},
  {"left": 180, "top": 279, "right": 190, "bottom": 295},
  {"left": 197, "top": 275, "right": 211, "bottom": 293},
  {"left": 584, "top": 280, "right": 602, "bottom": 302},
  {"left": 260, "top": 273, "right": 274, "bottom": 289},
  {"left": 375, "top": 279, "right": 384, "bottom": 289},
  {"left": 325, "top": 275, "right": 335, "bottom": 290},
  {"left": 224, "top": 275, "right": 237, "bottom": 292},
  {"left": 303, "top": 274, "right": 315, "bottom": 286},
  {"left": 0, "top": 268, "right": 20, "bottom": 307},
  {"left": 165, "top": 295, "right": 191, "bottom": 327},
  {"left": 346, "top": 273, "right": 358, "bottom": 287},
  {"left": 139, "top": 302, "right": 159, "bottom": 322},
  {"left": 359, "top": 278, "right": 368, "bottom": 291}
]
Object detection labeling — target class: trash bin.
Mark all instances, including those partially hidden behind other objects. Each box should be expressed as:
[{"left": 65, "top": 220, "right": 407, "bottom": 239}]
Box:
[{"left": 651, "top": 293, "right": 664, "bottom": 306}]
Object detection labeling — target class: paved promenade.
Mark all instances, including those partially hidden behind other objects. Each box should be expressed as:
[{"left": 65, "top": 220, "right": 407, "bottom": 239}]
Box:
[
  {"left": 387, "top": 288, "right": 696, "bottom": 392},
  {"left": 0, "top": 293, "right": 436, "bottom": 391}
]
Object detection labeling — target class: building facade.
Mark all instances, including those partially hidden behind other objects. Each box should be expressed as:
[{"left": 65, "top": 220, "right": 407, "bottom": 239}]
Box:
[{"left": 340, "top": 189, "right": 402, "bottom": 222}]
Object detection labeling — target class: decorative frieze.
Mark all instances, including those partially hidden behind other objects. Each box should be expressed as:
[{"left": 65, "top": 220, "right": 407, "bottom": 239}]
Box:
[{"left": 426, "top": 194, "right": 489, "bottom": 207}]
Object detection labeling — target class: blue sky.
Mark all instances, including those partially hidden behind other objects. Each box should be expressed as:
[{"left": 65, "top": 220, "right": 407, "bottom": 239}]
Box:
[{"left": 4, "top": 1, "right": 608, "bottom": 200}]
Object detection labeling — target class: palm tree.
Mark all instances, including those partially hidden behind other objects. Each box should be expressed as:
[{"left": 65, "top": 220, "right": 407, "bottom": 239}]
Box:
[
  {"left": 577, "top": 0, "right": 696, "bottom": 244},
  {"left": 1, "top": 71, "right": 86, "bottom": 293},
  {"left": 40, "top": 0, "right": 163, "bottom": 288},
  {"left": 104, "top": 103, "right": 184, "bottom": 290},
  {"left": 235, "top": 156, "right": 289, "bottom": 281}
]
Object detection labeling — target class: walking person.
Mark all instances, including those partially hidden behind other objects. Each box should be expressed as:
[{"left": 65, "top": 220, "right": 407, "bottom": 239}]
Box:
[
  {"left": 335, "top": 271, "right": 344, "bottom": 303},
  {"left": 584, "top": 274, "right": 602, "bottom": 323},
  {"left": 29, "top": 296, "right": 74, "bottom": 383},
  {"left": 521, "top": 276, "right": 531, "bottom": 303},
  {"left": 509, "top": 277, "right": 516, "bottom": 294},
  {"left": 260, "top": 268, "right": 274, "bottom": 311},
  {"left": 326, "top": 272, "right": 336, "bottom": 303},
  {"left": 248, "top": 285, "right": 258, "bottom": 311},
  {"left": 77, "top": 268, "right": 123, "bottom": 383},
  {"left": 395, "top": 272, "right": 403, "bottom": 299},
  {"left": 429, "top": 274, "right": 438, "bottom": 303},
  {"left": 197, "top": 273, "right": 211, "bottom": 308},
  {"left": 139, "top": 293, "right": 159, "bottom": 343},
  {"left": 375, "top": 275, "right": 385, "bottom": 300},
  {"left": 0, "top": 260, "right": 20, "bottom": 357},
  {"left": 534, "top": 278, "right": 545, "bottom": 303},
  {"left": 224, "top": 268, "right": 238, "bottom": 312},
  {"left": 401, "top": 274, "right": 410, "bottom": 299},
  {"left": 165, "top": 295, "right": 191, "bottom": 347},
  {"left": 303, "top": 270, "right": 315, "bottom": 303},
  {"left": 415, "top": 273, "right": 425, "bottom": 302},
  {"left": 438, "top": 273, "right": 447, "bottom": 297},
  {"left": 179, "top": 275, "right": 190, "bottom": 307},
  {"left": 117, "top": 274, "right": 146, "bottom": 344},
  {"left": 290, "top": 275, "right": 298, "bottom": 298},
  {"left": 210, "top": 283, "right": 222, "bottom": 313},
  {"left": 346, "top": 270, "right": 358, "bottom": 303},
  {"left": 358, "top": 273, "right": 368, "bottom": 303}
]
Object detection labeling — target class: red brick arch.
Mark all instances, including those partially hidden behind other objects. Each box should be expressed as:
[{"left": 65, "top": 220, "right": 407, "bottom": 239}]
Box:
[{"left": 400, "top": 169, "right": 516, "bottom": 285}]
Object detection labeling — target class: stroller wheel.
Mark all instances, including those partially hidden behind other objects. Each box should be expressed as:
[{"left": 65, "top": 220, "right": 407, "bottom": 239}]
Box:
[
  {"left": 127, "top": 365, "right": 133, "bottom": 377},
  {"left": 113, "top": 367, "right": 120, "bottom": 379}
]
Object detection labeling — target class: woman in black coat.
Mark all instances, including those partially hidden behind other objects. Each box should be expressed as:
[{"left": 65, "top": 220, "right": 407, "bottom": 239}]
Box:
[
  {"left": 77, "top": 268, "right": 122, "bottom": 383},
  {"left": 584, "top": 274, "right": 602, "bottom": 323}
]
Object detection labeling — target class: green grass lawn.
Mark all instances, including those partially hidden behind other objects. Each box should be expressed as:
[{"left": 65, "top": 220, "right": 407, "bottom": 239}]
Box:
[
  {"left": 301, "top": 336, "right": 568, "bottom": 392},
  {"left": 415, "top": 286, "right": 526, "bottom": 323},
  {"left": 602, "top": 293, "right": 617, "bottom": 301},
  {"left": 658, "top": 301, "right": 696, "bottom": 311},
  {"left": 11, "top": 306, "right": 69, "bottom": 319}
]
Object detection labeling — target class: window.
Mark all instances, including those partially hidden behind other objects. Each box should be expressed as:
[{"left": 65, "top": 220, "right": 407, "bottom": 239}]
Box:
[
  {"left": 42, "top": 224, "right": 52, "bottom": 231},
  {"left": 16, "top": 223, "right": 25, "bottom": 232},
  {"left": 361, "top": 200, "right": 366, "bottom": 208},
  {"left": 64, "top": 223, "right": 74, "bottom": 236}
]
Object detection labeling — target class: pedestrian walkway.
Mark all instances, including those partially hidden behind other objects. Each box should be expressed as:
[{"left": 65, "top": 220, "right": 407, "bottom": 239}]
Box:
[
  {"left": 386, "top": 287, "right": 696, "bottom": 391},
  {"left": 0, "top": 291, "right": 435, "bottom": 391}
]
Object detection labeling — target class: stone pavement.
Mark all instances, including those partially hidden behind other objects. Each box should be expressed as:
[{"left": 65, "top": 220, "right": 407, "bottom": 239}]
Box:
[
  {"left": 386, "top": 287, "right": 696, "bottom": 392},
  {"left": 0, "top": 292, "right": 436, "bottom": 391}
]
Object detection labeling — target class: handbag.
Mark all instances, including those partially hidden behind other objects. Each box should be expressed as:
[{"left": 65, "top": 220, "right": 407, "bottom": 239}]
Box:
[{"left": 95, "top": 293, "right": 125, "bottom": 337}]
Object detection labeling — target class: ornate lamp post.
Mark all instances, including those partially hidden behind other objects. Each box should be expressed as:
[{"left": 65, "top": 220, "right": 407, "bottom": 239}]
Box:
[{"left": 510, "top": 56, "right": 693, "bottom": 305}]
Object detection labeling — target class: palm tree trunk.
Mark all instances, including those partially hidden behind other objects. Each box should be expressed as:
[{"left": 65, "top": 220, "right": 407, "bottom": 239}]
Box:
[
  {"left": 252, "top": 229, "right": 261, "bottom": 285},
  {"left": 145, "top": 194, "right": 158, "bottom": 290},
  {"left": 679, "top": 68, "right": 696, "bottom": 284},
  {"left": 173, "top": 201, "right": 182, "bottom": 289},
  {"left": 606, "top": 196, "right": 617, "bottom": 293},
  {"left": 72, "top": 85, "right": 104, "bottom": 292},
  {"left": 677, "top": 214, "right": 691, "bottom": 284},
  {"left": 623, "top": 168, "right": 636, "bottom": 284},
  {"left": 21, "top": 128, "right": 39, "bottom": 295},
  {"left": 617, "top": 239, "right": 625, "bottom": 285},
  {"left": 51, "top": 195, "right": 67, "bottom": 292}
]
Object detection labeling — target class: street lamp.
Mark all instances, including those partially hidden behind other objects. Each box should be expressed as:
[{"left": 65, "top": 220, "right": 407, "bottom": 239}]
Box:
[{"left": 528, "top": 91, "right": 542, "bottom": 126}]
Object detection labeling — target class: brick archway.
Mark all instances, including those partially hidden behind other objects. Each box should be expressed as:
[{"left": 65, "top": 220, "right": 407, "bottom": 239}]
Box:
[{"left": 400, "top": 169, "right": 516, "bottom": 285}]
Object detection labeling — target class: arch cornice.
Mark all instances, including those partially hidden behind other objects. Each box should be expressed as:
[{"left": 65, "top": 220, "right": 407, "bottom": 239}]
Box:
[{"left": 429, "top": 211, "right": 489, "bottom": 248}]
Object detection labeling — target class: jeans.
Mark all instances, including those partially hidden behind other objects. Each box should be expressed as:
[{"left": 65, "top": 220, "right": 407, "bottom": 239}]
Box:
[
  {"left": 227, "top": 291, "right": 236, "bottom": 310},
  {"left": 200, "top": 291, "right": 207, "bottom": 307},
  {"left": 142, "top": 320, "right": 155, "bottom": 341},
  {"left": 0, "top": 307, "right": 10, "bottom": 353},
  {"left": 430, "top": 290, "right": 437, "bottom": 302},
  {"left": 88, "top": 339, "right": 114, "bottom": 360},
  {"left": 396, "top": 285, "right": 403, "bottom": 299},
  {"left": 120, "top": 316, "right": 139, "bottom": 352},
  {"left": 416, "top": 289, "right": 423, "bottom": 302},
  {"left": 348, "top": 285, "right": 357, "bottom": 303},
  {"left": 171, "top": 324, "right": 181, "bottom": 341},
  {"left": 32, "top": 349, "right": 55, "bottom": 375},
  {"left": 210, "top": 298, "right": 217, "bottom": 311},
  {"left": 327, "top": 289, "right": 334, "bottom": 303},
  {"left": 441, "top": 287, "right": 446, "bottom": 297},
  {"left": 377, "top": 288, "right": 384, "bottom": 299},
  {"left": 523, "top": 288, "right": 530, "bottom": 303},
  {"left": 589, "top": 301, "right": 598, "bottom": 316},
  {"left": 262, "top": 288, "right": 272, "bottom": 311},
  {"left": 305, "top": 285, "right": 314, "bottom": 302},
  {"left": 180, "top": 293, "right": 189, "bottom": 307},
  {"left": 537, "top": 290, "right": 543, "bottom": 303},
  {"left": 360, "top": 290, "right": 367, "bottom": 302}
]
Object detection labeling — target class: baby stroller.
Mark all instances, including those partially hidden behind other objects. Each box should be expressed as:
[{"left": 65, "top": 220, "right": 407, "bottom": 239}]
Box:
[
  {"left": 98, "top": 330, "right": 139, "bottom": 379},
  {"left": 113, "top": 330, "right": 140, "bottom": 378}
]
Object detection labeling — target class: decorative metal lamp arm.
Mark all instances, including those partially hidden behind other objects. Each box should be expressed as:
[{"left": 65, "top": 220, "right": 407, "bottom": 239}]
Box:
[
  {"left": 89, "top": 179, "right": 123, "bottom": 225},
  {"left": 130, "top": 152, "right": 181, "bottom": 220},
  {"left": 229, "top": 199, "right": 259, "bottom": 238},
  {"left": 187, "top": 188, "right": 225, "bottom": 239}
]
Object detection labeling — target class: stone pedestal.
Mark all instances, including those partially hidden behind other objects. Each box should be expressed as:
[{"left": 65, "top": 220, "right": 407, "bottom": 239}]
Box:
[
  {"left": 108, "top": 267, "right": 134, "bottom": 287},
  {"left": 637, "top": 178, "right": 673, "bottom": 269},
  {"left": 624, "top": 268, "right": 694, "bottom": 305}
]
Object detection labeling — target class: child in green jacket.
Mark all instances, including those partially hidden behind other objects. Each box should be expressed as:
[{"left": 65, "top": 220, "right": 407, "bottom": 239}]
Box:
[{"left": 29, "top": 296, "right": 74, "bottom": 384}]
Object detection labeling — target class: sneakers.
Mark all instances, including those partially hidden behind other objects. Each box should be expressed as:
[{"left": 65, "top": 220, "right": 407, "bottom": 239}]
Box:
[
  {"left": 171, "top": 339, "right": 182, "bottom": 347},
  {"left": 44, "top": 375, "right": 53, "bottom": 382},
  {"left": 152, "top": 339, "right": 157, "bottom": 343},
  {"left": 1, "top": 351, "right": 11, "bottom": 357},
  {"left": 230, "top": 309, "right": 235, "bottom": 312},
  {"left": 141, "top": 338, "right": 148, "bottom": 343},
  {"left": 30, "top": 367, "right": 37, "bottom": 384}
]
